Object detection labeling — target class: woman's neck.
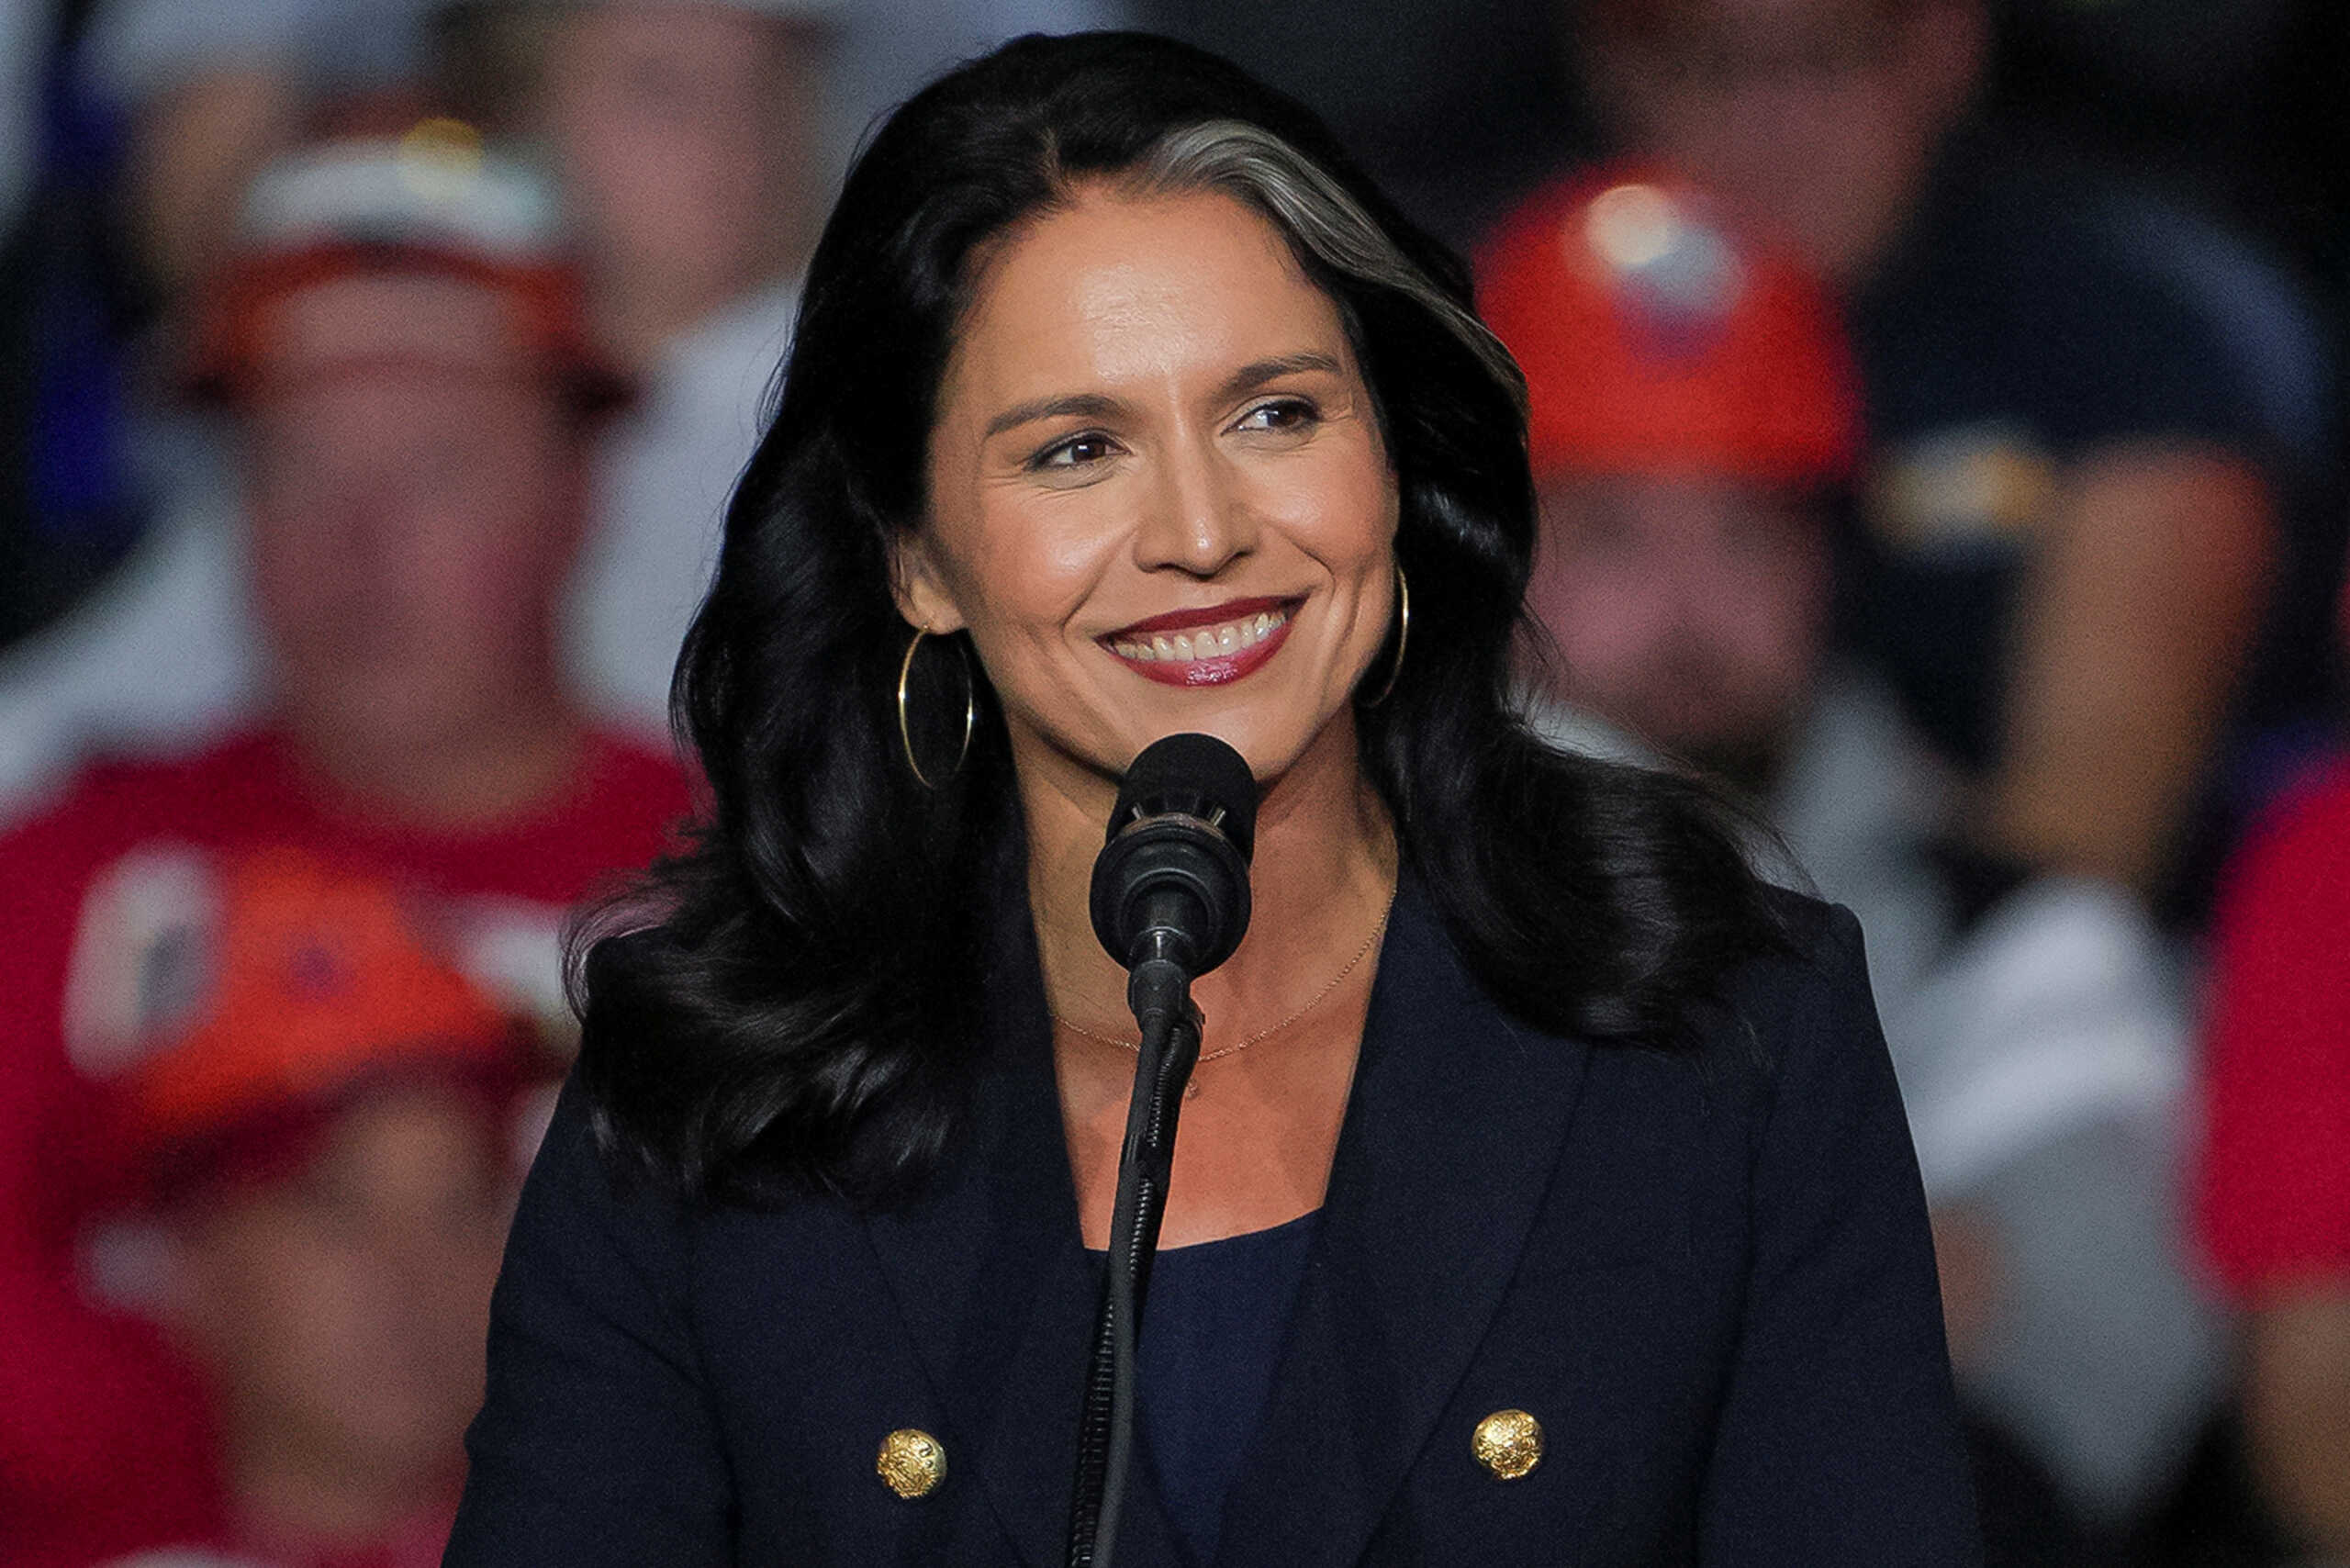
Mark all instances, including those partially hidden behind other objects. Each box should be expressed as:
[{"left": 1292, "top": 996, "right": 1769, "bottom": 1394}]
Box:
[{"left": 1020, "top": 716, "right": 1397, "bottom": 1055}]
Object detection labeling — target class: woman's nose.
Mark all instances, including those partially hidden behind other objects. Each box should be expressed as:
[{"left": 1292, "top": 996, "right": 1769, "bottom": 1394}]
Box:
[{"left": 1132, "top": 439, "right": 1258, "bottom": 577}]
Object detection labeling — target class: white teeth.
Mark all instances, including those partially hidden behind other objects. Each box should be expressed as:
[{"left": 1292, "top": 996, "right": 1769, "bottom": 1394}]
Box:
[{"left": 1115, "top": 608, "right": 1290, "bottom": 665}]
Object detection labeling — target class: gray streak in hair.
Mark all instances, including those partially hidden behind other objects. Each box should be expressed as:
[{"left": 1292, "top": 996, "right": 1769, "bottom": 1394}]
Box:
[{"left": 1124, "top": 119, "right": 1529, "bottom": 418}]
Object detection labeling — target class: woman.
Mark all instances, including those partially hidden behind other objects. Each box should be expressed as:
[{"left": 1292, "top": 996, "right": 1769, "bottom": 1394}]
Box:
[{"left": 447, "top": 31, "right": 1979, "bottom": 1566}]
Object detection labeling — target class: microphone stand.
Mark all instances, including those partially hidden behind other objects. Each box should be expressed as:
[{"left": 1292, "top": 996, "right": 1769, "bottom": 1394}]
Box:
[
  {"left": 1066, "top": 941, "right": 1203, "bottom": 1568},
  {"left": 1065, "top": 732, "right": 1256, "bottom": 1568}
]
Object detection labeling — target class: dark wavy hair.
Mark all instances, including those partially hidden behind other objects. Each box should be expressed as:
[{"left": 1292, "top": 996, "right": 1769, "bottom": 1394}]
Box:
[{"left": 574, "top": 30, "right": 1785, "bottom": 1205}]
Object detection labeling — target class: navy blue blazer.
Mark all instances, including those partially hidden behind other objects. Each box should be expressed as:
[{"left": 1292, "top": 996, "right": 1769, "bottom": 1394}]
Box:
[{"left": 447, "top": 884, "right": 1982, "bottom": 1565}]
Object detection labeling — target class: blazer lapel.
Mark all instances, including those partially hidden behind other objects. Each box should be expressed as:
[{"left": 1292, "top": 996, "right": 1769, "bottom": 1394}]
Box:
[
  {"left": 861, "top": 890, "right": 1189, "bottom": 1568},
  {"left": 1214, "top": 882, "right": 1593, "bottom": 1568}
]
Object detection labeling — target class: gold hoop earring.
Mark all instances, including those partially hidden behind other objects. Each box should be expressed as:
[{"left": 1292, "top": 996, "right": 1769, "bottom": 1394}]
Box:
[
  {"left": 1364, "top": 563, "right": 1409, "bottom": 707},
  {"left": 897, "top": 628, "right": 976, "bottom": 789}
]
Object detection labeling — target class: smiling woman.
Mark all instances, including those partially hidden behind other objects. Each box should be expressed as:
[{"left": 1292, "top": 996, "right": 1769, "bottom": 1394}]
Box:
[
  {"left": 446, "top": 30, "right": 1982, "bottom": 1567},
  {"left": 905, "top": 185, "right": 1397, "bottom": 817}
]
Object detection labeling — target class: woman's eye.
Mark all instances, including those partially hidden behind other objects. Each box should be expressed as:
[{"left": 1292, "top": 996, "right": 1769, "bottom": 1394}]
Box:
[
  {"left": 1234, "top": 398, "right": 1318, "bottom": 435},
  {"left": 1033, "top": 431, "right": 1120, "bottom": 470}
]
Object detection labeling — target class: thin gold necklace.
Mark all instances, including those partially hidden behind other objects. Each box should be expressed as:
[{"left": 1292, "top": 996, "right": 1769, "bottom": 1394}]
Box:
[{"left": 1053, "top": 891, "right": 1396, "bottom": 1096}]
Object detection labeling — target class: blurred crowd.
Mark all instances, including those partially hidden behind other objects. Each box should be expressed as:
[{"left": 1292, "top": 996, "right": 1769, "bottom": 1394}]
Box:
[{"left": 0, "top": 0, "right": 2345, "bottom": 1563}]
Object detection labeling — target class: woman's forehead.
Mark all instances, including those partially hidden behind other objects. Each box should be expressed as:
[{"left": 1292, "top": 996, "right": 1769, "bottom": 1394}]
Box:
[{"left": 941, "top": 186, "right": 1353, "bottom": 414}]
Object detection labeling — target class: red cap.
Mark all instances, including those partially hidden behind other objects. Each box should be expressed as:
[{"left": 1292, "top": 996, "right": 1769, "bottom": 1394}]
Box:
[
  {"left": 1477, "top": 162, "right": 1863, "bottom": 486},
  {"left": 88, "top": 848, "right": 533, "bottom": 1199},
  {"left": 184, "top": 118, "right": 630, "bottom": 415}
]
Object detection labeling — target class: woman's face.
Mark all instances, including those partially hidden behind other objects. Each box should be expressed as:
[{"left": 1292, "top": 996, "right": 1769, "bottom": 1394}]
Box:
[{"left": 905, "top": 186, "right": 1400, "bottom": 800}]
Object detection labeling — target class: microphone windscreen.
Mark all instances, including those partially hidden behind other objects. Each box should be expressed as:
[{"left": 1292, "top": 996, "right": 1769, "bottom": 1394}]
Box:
[{"left": 1112, "top": 734, "right": 1259, "bottom": 863}]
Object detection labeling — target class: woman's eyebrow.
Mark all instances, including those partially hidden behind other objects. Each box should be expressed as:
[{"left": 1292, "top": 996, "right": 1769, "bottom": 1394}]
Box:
[
  {"left": 982, "top": 391, "right": 1127, "bottom": 440},
  {"left": 1216, "top": 352, "right": 1344, "bottom": 401}
]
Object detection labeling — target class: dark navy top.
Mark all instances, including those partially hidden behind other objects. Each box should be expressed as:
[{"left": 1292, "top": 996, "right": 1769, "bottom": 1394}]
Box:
[{"left": 1098, "top": 1210, "right": 1320, "bottom": 1566}]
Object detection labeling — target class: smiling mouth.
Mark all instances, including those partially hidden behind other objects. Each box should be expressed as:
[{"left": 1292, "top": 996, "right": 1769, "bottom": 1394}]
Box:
[{"left": 1101, "top": 597, "right": 1300, "bottom": 688}]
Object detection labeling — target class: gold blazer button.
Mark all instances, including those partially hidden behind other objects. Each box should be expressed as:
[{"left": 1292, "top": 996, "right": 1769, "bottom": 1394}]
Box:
[
  {"left": 877, "top": 1428, "right": 946, "bottom": 1498},
  {"left": 1472, "top": 1409, "right": 1544, "bottom": 1481}
]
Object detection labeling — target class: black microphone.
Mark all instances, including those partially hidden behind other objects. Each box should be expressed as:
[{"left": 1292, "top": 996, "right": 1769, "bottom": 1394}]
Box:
[
  {"left": 1088, "top": 732, "right": 1257, "bottom": 1017},
  {"left": 1067, "top": 734, "right": 1257, "bottom": 1568}
]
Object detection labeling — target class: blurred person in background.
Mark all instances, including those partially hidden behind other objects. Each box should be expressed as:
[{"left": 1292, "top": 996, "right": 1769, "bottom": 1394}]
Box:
[
  {"left": 470, "top": 0, "right": 831, "bottom": 365},
  {"left": 429, "top": 0, "right": 838, "bottom": 734},
  {"left": 1481, "top": 165, "right": 2227, "bottom": 1554},
  {"left": 2199, "top": 580, "right": 2350, "bottom": 1564},
  {"left": 0, "top": 0, "right": 813, "bottom": 795},
  {"left": 71, "top": 848, "right": 553, "bottom": 1566},
  {"left": 1574, "top": 0, "right": 2334, "bottom": 915},
  {"left": 1476, "top": 165, "right": 1914, "bottom": 960},
  {"left": 0, "top": 129, "right": 688, "bottom": 1561},
  {"left": 0, "top": 118, "right": 567, "bottom": 812},
  {"left": 0, "top": 4, "right": 453, "bottom": 789}
]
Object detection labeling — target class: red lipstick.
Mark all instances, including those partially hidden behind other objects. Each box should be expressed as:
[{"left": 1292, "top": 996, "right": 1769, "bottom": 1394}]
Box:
[{"left": 1099, "top": 597, "right": 1300, "bottom": 688}]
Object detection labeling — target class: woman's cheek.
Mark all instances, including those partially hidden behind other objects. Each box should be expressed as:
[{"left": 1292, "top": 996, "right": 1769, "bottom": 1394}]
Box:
[
  {"left": 1288, "top": 433, "right": 1396, "bottom": 555},
  {"left": 973, "top": 491, "right": 1126, "bottom": 624}
]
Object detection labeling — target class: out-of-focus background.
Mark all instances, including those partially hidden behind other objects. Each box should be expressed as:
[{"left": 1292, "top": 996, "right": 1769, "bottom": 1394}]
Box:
[{"left": 0, "top": 1, "right": 2345, "bottom": 1563}]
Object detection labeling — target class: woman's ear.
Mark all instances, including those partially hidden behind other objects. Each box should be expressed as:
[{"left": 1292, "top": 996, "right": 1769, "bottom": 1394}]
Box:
[{"left": 889, "top": 529, "right": 969, "bottom": 634}]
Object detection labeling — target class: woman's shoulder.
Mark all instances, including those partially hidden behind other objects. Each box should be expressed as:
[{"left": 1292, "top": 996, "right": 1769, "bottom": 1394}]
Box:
[
  {"left": 1719, "top": 885, "right": 1870, "bottom": 1019},
  {"left": 1679, "top": 888, "right": 1910, "bottom": 1169},
  {"left": 1498, "top": 882, "right": 1931, "bottom": 1310},
  {"left": 1635, "top": 886, "right": 1887, "bottom": 1115},
  {"left": 512, "top": 1071, "right": 703, "bottom": 1273}
]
